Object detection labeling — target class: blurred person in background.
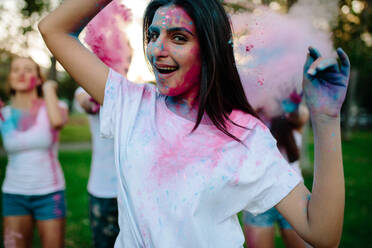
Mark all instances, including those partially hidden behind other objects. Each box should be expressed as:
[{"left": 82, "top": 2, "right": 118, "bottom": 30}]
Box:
[
  {"left": 74, "top": 48, "right": 131, "bottom": 248},
  {"left": 243, "top": 93, "right": 310, "bottom": 248},
  {"left": 0, "top": 56, "right": 68, "bottom": 248}
]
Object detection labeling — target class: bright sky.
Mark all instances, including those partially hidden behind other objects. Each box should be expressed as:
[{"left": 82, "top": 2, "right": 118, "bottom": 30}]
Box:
[
  {"left": 1, "top": 0, "right": 155, "bottom": 83},
  {"left": 122, "top": 0, "right": 155, "bottom": 82}
]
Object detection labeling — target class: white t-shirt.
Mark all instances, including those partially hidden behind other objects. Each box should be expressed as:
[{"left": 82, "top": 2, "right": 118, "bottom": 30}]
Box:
[
  {"left": 74, "top": 87, "right": 117, "bottom": 198},
  {"left": 100, "top": 69, "right": 301, "bottom": 248},
  {"left": 0, "top": 101, "right": 66, "bottom": 195}
]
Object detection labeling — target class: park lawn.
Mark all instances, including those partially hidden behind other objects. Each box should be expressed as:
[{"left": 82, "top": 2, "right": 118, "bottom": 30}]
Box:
[
  {"left": 60, "top": 113, "right": 91, "bottom": 143},
  {"left": 0, "top": 130, "right": 371, "bottom": 247},
  {"left": 302, "top": 130, "right": 372, "bottom": 247},
  {"left": 0, "top": 150, "right": 93, "bottom": 248}
]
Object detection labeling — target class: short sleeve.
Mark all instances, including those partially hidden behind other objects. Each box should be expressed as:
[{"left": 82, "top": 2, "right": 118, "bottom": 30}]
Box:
[
  {"left": 100, "top": 69, "right": 125, "bottom": 138},
  {"left": 240, "top": 124, "right": 302, "bottom": 215},
  {"left": 58, "top": 100, "right": 68, "bottom": 110}
]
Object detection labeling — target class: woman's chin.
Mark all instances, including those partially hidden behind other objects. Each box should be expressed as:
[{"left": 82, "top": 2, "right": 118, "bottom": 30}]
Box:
[
  {"left": 13, "top": 87, "right": 37, "bottom": 94},
  {"left": 156, "top": 86, "right": 176, "bottom": 96}
]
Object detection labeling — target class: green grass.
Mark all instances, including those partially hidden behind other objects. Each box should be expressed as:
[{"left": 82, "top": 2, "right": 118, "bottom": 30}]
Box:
[
  {"left": 0, "top": 150, "right": 93, "bottom": 248},
  {"left": 60, "top": 113, "right": 91, "bottom": 143},
  {"left": 302, "top": 130, "right": 372, "bottom": 247},
  {"left": 0, "top": 131, "right": 371, "bottom": 247}
]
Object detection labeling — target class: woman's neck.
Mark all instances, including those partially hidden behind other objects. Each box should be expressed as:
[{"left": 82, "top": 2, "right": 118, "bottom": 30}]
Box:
[
  {"left": 11, "top": 90, "right": 39, "bottom": 110},
  {"left": 165, "top": 95, "right": 211, "bottom": 124}
]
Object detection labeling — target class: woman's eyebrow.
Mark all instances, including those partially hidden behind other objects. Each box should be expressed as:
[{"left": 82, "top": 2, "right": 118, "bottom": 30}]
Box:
[
  {"left": 167, "top": 27, "right": 194, "bottom": 36},
  {"left": 148, "top": 26, "right": 160, "bottom": 33}
]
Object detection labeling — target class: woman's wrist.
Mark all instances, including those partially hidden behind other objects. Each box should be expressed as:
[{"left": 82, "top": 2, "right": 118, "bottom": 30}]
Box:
[
  {"left": 310, "top": 113, "right": 340, "bottom": 126},
  {"left": 311, "top": 113, "right": 341, "bottom": 138},
  {"left": 42, "top": 80, "right": 58, "bottom": 93}
]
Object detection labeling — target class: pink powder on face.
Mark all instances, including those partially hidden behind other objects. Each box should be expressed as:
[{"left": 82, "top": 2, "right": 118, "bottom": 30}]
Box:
[
  {"left": 149, "top": 6, "right": 201, "bottom": 98},
  {"left": 28, "top": 76, "right": 37, "bottom": 91},
  {"left": 169, "top": 59, "right": 201, "bottom": 96},
  {"left": 85, "top": 0, "right": 132, "bottom": 76}
]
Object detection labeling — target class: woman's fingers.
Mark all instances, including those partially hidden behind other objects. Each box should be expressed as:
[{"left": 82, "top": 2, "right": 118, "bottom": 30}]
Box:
[
  {"left": 303, "top": 53, "right": 313, "bottom": 72},
  {"left": 307, "top": 58, "right": 339, "bottom": 76},
  {"left": 308, "top": 47, "right": 322, "bottom": 60},
  {"left": 337, "top": 48, "right": 351, "bottom": 77}
]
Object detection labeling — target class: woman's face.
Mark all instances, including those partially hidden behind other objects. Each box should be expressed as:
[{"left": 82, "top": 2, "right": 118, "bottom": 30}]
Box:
[
  {"left": 9, "top": 58, "right": 41, "bottom": 93},
  {"left": 146, "top": 5, "right": 201, "bottom": 98}
]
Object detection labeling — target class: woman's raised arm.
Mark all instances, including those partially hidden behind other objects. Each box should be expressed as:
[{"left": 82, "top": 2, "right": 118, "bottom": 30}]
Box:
[
  {"left": 38, "top": 0, "right": 113, "bottom": 104},
  {"left": 275, "top": 47, "right": 350, "bottom": 247}
]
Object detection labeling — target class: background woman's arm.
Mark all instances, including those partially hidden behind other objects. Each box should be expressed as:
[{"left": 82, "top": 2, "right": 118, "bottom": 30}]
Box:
[
  {"left": 38, "top": 0, "right": 113, "bottom": 104},
  {"left": 75, "top": 91, "right": 100, "bottom": 115},
  {"left": 42, "top": 80, "right": 68, "bottom": 129}
]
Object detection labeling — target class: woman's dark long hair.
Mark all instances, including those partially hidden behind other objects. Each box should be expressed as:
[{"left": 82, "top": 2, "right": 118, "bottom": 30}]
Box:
[
  {"left": 270, "top": 116, "right": 299, "bottom": 163},
  {"left": 143, "top": 0, "right": 258, "bottom": 142}
]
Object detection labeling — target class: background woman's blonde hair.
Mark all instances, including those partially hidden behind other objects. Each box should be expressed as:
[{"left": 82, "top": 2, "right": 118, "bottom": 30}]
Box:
[{"left": 6, "top": 56, "right": 45, "bottom": 97}]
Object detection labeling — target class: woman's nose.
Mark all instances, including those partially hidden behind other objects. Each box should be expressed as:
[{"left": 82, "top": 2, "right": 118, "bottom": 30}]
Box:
[{"left": 151, "top": 37, "right": 169, "bottom": 58}]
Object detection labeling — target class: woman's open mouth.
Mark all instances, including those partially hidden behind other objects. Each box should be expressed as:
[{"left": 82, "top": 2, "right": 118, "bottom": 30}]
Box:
[{"left": 155, "top": 64, "right": 179, "bottom": 75}]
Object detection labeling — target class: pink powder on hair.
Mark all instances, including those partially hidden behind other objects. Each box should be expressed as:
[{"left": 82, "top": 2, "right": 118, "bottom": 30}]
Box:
[{"left": 85, "top": 0, "right": 132, "bottom": 76}]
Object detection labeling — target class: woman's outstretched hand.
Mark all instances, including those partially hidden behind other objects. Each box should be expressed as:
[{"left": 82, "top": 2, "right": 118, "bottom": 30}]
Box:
[{"left": 303, "top": 47, "right": 350, "bottom": 118}]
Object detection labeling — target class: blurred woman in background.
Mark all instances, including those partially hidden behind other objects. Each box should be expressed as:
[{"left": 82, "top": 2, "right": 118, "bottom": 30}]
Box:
[
  {"left": 243, "top": 99, "right": 310, "bottom": 248},
  {"left": 0, "top": 57, "right": 68, "bottom": 248}
]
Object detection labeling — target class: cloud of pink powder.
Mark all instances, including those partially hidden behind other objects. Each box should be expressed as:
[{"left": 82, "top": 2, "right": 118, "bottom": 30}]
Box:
[
  {"left": 231, "top": 2, "right": 337, "bottom": 117},
  {"left": 85, "top": 0, "right": 132, "bottom": 76}
]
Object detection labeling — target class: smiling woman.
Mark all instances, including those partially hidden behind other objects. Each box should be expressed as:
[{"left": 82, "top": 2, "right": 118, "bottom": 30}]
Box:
[
  {"left": 143, "top": 0, "right": 257, "bottom": 139},
  {"left": 39, "top": 0, "right": 350, "bottom": 247},
  {"left": 146, "top": 6, "right": 202, "bottom": 107}
]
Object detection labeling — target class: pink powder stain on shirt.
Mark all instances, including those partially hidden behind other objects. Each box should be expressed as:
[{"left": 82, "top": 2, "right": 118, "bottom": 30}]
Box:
[
  {"left": 150, "top": 110, "right": 262, "bottom": 186},
  {"left": 17, "top": 99, "right": 43, "bottom": 131},
  {"left": 49, "top": 118, "right": 61, "bottom": 186},
  {"left": 149, "top": 128, "right": 229, "bottom": 186},
  {"left": 48, "top": 148, "right": 59, "bottom": 186}
]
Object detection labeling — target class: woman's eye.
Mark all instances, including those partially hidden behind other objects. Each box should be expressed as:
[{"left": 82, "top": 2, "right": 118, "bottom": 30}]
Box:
[
  {"left": 149, "top": 32, "right": 159, "bottom": 42},
  {"left": 173, "top": 35, "right": 187, "bottom": 42}
]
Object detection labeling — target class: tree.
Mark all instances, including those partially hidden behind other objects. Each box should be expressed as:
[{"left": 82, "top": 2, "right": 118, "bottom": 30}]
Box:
[{"left": 0, "top": 0, "right": 78, "bottom": 108}]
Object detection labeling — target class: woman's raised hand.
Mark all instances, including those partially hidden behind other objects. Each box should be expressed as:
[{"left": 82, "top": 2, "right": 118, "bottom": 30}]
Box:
[{"left": 303, "top": 47, "right": 350, "bottom": 118}]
